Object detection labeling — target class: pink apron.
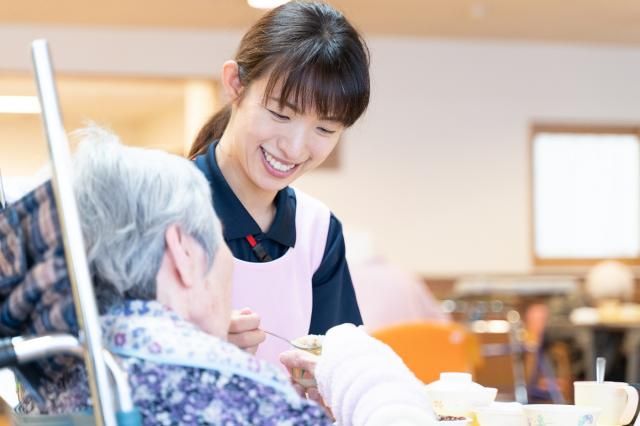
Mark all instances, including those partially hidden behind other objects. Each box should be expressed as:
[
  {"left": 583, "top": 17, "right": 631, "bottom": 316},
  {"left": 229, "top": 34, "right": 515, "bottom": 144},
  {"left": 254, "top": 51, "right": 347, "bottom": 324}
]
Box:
[{"left": 231, "top": 188, "right": 330, "bottom": 366}]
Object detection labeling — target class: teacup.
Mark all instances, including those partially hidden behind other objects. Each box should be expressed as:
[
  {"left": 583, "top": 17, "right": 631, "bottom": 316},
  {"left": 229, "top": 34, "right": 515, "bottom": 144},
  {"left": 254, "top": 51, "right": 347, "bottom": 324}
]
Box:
[
  {"left": 523, "top": 404, "right": 601, "bottom": 426},
  {"left": 574, "top": 381, "right": 639, "bottom": 426}
]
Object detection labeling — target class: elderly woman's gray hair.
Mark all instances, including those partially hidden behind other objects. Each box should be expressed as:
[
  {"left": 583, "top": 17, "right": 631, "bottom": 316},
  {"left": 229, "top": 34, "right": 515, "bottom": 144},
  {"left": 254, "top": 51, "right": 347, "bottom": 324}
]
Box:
[{"left": 72, "top": 126, "right": 221, "bottom": 310}]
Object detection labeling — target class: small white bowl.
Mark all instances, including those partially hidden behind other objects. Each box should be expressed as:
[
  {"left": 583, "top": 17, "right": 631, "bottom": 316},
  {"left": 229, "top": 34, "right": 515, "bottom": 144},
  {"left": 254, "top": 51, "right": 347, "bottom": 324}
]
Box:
[
  {"left": 437, "top": 419, "right": 470, "bottom": 426},
  {"left": 523, "top": 404, "right": 601, "bottom": 426}
]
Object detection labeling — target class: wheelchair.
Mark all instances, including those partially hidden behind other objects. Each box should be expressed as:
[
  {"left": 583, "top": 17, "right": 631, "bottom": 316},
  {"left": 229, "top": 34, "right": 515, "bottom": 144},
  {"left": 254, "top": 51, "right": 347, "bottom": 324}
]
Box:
[{"left": 0, "top": 40, "right": 140, "bottom": 426}]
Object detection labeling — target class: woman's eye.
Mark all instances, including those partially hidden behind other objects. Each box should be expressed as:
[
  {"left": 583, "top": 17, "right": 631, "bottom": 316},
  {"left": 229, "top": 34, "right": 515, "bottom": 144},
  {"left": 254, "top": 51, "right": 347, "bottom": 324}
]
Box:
[
  {"left": 268, "top": 109, "right": 290, "bottom": 121},
  {"left": 318, "top": 127, "right": 336, "bottom": 135}
]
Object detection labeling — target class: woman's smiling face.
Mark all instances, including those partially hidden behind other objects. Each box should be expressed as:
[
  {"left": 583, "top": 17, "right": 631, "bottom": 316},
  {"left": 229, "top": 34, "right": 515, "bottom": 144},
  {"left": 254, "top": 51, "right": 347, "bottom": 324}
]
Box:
[{"left": 226, "top": 74, "right": 344, "bottom": 194}]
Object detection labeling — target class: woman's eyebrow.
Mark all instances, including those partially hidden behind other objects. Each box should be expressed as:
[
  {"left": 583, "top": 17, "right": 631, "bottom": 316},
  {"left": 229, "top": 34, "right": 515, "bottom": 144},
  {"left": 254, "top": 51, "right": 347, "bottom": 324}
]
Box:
[
  {"left": 268, "top": 97, "right": 300, "bottom": 113},
  {"left": 320, "top": 115, "right": 341, "bottom": 123}
]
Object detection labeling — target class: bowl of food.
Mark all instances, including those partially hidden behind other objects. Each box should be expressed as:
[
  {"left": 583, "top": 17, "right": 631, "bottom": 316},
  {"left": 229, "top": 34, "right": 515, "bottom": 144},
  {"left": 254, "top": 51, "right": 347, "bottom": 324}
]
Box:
[
  {"left": 290, "top": 334, "right": 324, "bottom": 387},
  {"left": 436, "top": 416, "right": 471, "bottom": 425},
  {"left": 425, "top": 373, "right": 497, "bottom": 418}
]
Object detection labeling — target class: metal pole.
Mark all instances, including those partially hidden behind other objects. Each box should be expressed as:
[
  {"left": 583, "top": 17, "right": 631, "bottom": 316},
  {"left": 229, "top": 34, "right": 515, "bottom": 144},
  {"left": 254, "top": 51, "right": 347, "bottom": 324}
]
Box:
[
  {"left": 507, "top": 310, "right": 528, "bottom": 404},
  {"left": 30, "top": 39, "right": 117, "bottom": 426},
  {"left": 0, "top": 169, "right": 7, "bottom": 209}
]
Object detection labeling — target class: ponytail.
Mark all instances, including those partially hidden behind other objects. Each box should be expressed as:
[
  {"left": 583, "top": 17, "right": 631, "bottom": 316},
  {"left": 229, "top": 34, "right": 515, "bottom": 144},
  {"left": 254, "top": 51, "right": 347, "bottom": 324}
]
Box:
[{"left": 188, "top": 104, "right": 232, "bottom": 159}]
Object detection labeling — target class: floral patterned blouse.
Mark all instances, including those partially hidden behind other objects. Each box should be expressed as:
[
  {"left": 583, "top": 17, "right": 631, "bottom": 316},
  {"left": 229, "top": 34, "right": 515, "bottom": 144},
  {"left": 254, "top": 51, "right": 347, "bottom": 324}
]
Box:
[{"left": 21, "top": 300, "right": 331, "bottom": 425}]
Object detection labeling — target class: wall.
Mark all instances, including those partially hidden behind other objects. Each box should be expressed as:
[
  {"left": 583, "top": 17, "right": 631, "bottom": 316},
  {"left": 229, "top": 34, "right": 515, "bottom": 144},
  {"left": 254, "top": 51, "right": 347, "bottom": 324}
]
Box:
[
  {"left": 2, "top": 25, "right": 640, "bottom": 275},
  {"left": 298, "top": 39, "right": 640, "bottom": 275}
]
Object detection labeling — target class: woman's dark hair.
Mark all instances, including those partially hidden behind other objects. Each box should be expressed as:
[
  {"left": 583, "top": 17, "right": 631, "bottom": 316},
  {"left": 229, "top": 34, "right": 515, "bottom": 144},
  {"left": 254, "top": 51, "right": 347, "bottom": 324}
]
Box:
[{"left": 189, "top": 0, "right": 370, "bottom": 158}]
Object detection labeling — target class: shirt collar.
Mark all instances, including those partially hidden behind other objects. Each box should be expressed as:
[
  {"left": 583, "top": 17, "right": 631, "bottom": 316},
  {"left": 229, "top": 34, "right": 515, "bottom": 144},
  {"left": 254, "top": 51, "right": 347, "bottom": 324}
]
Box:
[{"left": 195, "top": 142, "right": 296, "bottom": 247}]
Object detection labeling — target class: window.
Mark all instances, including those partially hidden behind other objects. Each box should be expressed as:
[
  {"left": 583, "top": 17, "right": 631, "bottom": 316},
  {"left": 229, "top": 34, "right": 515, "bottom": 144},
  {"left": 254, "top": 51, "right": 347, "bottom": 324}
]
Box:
[{"left": 531, "top": 125, "right": 640, "bottom": 266}]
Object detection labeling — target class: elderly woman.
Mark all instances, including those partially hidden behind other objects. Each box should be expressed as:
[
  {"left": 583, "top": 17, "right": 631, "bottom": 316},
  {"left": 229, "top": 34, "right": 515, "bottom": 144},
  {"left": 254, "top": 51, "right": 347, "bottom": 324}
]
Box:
[
  {"left": 16, "top": 127, "right": 328, "bottom": 424},
  {"left": 12, "top": 127, "right": 433, "bottom": 425}
]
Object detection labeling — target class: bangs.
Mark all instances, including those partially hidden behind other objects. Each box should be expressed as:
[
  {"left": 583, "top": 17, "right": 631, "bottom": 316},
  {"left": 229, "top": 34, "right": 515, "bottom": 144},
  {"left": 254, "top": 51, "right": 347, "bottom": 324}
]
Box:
[{"left": 262, "top": 50, "right": 369, "bottom": 127}]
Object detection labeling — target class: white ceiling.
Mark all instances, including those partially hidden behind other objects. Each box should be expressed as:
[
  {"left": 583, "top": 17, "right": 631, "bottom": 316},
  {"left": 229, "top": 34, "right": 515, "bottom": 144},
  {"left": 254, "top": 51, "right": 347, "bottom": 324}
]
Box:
[{"left": 2, "top": 0, "right": 640, "bottom": 45}]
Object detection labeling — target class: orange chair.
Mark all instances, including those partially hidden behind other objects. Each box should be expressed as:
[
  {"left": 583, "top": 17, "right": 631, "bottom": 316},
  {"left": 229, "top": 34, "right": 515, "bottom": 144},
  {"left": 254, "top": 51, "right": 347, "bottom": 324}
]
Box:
[{"left": 371, "top": 321, "right": 482, "bottom": 384}]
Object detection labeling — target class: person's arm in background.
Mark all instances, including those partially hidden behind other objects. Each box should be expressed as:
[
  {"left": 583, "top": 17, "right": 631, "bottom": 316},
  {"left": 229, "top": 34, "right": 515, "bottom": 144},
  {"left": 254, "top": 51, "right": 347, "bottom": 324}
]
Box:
[{"left": 310, "top": 215, "right": 362, "bottom": 335}]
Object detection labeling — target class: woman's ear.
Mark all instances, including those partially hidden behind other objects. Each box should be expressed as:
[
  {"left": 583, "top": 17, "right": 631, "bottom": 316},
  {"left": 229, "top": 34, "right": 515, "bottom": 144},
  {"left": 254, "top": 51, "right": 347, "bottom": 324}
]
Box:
[
  {"left": 164, "top": 224, "right": 196, "bottom": 288},
  {"left": 221, "top": 60, "right": 244, "bottom": 102}
]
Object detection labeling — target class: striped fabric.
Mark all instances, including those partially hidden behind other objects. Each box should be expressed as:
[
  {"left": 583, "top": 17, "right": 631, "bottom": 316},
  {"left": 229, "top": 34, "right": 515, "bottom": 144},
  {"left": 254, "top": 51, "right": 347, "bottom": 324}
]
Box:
[{"left": 0, "top": 180, "right": 77, "bottom": 338}]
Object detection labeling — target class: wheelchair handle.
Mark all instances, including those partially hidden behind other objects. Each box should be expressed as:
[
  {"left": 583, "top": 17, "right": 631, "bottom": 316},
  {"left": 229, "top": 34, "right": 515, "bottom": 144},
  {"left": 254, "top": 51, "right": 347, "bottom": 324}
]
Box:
[
  {"left": 11, "top": 334, "right": 83, "bottom": 363},
  {"left": 0, "top": 334, "right": 135, "bottom": 415},
  {"left": 0, "top": 336, "right": 17, "bottom": 368}
]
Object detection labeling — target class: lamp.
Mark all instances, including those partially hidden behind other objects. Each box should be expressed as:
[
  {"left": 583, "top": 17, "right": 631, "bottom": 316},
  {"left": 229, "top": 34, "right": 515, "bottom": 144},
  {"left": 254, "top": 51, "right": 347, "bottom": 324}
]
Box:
[
  {"left": 0, "top": 96, "right": 40, "bottom": 114},
  {"left": 247, "top": 0, "right": 289, "bottom": 9}
]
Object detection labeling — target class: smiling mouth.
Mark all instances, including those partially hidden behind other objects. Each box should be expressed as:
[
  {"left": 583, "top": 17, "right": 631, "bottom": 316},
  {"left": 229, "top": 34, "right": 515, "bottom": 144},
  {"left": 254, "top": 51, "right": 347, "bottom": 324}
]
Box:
[{"left": 260, "top": 147, "right": 298, "bottom": 173}]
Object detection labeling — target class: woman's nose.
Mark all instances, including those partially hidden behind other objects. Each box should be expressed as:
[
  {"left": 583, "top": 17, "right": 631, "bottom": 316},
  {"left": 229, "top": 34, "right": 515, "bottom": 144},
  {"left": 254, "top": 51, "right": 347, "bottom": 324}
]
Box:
[{"left": 278, "top": 126, "right": 308, "bottom": 161}]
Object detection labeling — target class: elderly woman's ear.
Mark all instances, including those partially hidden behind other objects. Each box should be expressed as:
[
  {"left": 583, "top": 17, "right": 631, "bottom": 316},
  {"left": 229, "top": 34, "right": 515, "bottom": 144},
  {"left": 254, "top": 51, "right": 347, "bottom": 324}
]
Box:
[{"left": 161, "top": 224, "right": 206, "bottom": 290}]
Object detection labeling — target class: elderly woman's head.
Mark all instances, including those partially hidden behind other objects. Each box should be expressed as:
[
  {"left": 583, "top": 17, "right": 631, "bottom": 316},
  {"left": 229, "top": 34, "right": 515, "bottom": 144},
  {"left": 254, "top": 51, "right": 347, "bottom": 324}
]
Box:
[{"left": 72, "top": 126, "right": 233, "bottom": 337}]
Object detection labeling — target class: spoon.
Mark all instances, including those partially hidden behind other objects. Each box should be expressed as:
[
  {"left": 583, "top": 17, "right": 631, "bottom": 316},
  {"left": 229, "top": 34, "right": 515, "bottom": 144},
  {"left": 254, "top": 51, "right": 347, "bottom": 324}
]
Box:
[
  {"left": 262, "top": 329, "right": 321, "bottom": 352},
  {"left": 596, "top": 357, "right": 606, "bottom": 383}
]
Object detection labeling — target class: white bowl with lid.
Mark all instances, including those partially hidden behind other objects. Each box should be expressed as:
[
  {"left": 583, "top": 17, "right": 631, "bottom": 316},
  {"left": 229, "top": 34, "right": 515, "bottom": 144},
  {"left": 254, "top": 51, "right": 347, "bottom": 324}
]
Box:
[{"left": 424, "top": 372, "right": 497, "bottom": 418}]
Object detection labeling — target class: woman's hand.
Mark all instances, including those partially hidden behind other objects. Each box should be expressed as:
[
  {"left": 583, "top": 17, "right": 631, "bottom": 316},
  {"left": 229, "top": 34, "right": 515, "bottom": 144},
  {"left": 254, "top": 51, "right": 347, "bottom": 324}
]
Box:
[
  {"left": 280, "top": 349, "right": 332, "bottom": 418},
  {"left": 227, "top": 308, "right": 265, "bottom": 354}
]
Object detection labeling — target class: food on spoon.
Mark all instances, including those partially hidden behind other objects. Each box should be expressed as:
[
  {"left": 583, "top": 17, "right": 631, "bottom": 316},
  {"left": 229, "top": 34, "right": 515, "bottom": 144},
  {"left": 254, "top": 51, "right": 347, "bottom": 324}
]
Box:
[{"left": 292, "top": 334, "right": 323, "bottom": 355}]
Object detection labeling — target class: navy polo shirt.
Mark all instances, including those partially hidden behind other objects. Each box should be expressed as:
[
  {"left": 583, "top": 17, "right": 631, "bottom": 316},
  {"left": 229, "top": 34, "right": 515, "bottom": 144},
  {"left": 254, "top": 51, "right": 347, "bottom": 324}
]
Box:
[{"left": 193, "top": 143, "right": 362, "bottom": 334}]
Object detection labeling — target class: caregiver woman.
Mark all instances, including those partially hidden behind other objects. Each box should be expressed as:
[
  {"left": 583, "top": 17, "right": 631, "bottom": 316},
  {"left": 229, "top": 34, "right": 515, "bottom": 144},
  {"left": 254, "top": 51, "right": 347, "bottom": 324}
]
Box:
[{"left": 190, "top": 0, "right": 369, "bottom": 363}]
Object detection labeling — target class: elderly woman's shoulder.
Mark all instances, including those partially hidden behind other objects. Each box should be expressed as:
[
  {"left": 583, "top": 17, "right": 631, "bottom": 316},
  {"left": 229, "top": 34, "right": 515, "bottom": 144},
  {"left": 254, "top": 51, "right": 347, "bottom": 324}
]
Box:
[
  {"left": 99, "top": 300, "right": 330, "bottom": 424},
  {"left": 101, "top": 300, "right": 286, "bottom": 381}
]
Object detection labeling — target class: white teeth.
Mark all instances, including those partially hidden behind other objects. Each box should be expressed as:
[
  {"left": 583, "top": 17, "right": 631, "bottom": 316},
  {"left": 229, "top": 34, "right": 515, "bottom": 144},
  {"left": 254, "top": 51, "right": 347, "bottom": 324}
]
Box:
[{"left": 263, "top": 149, "right": 295, "bottom": 172}]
